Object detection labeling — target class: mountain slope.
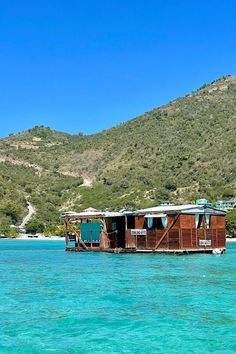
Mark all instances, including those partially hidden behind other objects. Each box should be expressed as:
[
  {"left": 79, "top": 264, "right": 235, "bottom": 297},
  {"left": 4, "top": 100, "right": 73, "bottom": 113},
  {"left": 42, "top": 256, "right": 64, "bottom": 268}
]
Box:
[{"left": 1, "top": 75, "right": 236, "bottom": 229}]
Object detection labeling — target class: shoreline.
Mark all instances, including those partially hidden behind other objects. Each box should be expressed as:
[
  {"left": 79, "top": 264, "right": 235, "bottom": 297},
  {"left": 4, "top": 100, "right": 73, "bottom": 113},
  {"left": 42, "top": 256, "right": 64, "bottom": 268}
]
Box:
[
  {"left": 18, "top": 235, "right": 65, "bottom": 241},
  {"left": 1, "top": 235, "right": 65, "bottom": 241},
  {"left": 226, "top": 238, "right": 236, "bottom": 242}
]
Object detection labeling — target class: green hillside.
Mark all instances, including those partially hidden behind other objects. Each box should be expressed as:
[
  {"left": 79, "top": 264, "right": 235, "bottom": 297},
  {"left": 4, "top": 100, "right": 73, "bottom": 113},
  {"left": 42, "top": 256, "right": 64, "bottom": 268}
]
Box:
[{"left": 1, "top": 75, "right": 236, "bottom": 231}]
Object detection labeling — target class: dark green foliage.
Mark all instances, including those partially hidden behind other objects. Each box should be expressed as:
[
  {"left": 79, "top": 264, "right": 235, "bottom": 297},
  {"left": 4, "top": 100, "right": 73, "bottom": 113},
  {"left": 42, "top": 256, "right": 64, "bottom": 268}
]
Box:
[
  {"left": 222, "top": 188, "right": 234, "bottom": 198},
  {"left": 0, "top": 200, "right": 21, "bottom": 224},
  {"left": 164, "top": 182, "right": 177, "bottom": 191},
  {"left": 226, "top": 209, "right": 236, "bottom": 233},
  {"left": 26, "top": 218, "right": 45, "bottom": 234}
]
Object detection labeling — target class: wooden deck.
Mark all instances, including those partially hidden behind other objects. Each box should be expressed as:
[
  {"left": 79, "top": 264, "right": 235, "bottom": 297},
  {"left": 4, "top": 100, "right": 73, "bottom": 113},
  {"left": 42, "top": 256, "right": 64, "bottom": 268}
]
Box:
[{"left": 66, "top": 246, "right": 226, "bottom": 254}]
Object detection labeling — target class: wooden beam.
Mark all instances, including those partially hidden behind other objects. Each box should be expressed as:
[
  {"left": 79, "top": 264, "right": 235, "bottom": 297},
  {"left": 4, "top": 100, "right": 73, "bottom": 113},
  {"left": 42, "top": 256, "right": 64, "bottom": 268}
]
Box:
[
  {"left": 100, "top": 220, "right": 109, "bottom": 249},
  {"left": 153, "top": 214, "right": 180, "bottom": 251},
  {"left": 64, "top": 219, "right": 69, "bottom": 248},
  {"left": 68, "top": 223, "right": 88, "bottom": 250}
]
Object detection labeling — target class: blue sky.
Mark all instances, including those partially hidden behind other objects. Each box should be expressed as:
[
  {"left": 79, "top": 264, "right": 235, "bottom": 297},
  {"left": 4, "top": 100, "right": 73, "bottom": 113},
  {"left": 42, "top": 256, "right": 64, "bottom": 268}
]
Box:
[{"left": 0, "top": 0, "right": 235, "bottom": 137}]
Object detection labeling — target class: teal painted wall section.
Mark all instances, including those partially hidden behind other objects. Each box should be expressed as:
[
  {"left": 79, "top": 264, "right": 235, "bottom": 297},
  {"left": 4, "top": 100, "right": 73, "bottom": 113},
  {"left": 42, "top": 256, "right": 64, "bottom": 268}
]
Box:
[{"left": 80, "top": 223, "right": 102, "bottom": 242}]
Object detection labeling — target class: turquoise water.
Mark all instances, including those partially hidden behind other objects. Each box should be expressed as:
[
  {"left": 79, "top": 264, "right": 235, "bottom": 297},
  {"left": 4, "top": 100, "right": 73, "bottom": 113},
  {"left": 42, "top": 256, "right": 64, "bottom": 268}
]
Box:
[{"left": 0, "top": 240, "right": 236, "bottom": 354}]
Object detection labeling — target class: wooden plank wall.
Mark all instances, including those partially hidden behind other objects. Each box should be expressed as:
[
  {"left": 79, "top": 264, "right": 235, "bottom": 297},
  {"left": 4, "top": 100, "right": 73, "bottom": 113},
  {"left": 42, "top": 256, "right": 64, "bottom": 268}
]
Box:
[
  {"left": 125, "top": 214, "right": 226, "bottom": 250},
  {"left": 146, "top": 230, "right": 156, "bottom": 249},
  {"left": 169, "top": 230, "right": 180, "bottom": 249},
  {"left": 181, "top": 229, "right": 194, "bottom": 248},
  {"left": 135, "top": 216, "right": 145, "bottom": 228},
  {"left": 180, "top": 214, "right": 195, "bottom": 228},
  {"left": 125, "top": 229, "right": 136, "bottom": 248}
]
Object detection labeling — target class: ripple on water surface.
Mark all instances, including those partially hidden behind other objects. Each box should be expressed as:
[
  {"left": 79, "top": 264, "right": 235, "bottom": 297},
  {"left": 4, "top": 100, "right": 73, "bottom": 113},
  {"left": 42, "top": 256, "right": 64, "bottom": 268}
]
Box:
[{"left": 0, "top": 240, "right": 235, "bottom": 353}]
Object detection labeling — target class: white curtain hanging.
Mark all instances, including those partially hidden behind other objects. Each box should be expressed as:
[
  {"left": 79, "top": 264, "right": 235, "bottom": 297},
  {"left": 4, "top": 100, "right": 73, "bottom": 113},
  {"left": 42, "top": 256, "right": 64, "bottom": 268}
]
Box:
[
  {"left": 205, "top": 214, "right": 210, "bottom": 228},
  {"left": 195, "top": 214, "right": 200, "bottom": 228},
  {"left": 147, "top": 217, "right": 153, "bottom": 228},
  {"left": 161, "top": 216, "right": 168, "bottom": 228}
]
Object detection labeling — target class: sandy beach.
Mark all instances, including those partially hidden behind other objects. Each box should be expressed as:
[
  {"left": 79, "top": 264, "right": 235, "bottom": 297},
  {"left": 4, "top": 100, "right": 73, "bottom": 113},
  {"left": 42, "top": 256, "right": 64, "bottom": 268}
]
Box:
[{"left": 16, "top": 235, "right": 65, "bottom": 241}]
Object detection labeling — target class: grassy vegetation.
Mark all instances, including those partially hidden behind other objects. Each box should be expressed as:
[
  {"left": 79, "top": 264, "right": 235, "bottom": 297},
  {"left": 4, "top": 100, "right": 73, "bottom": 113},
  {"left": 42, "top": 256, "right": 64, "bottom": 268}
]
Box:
[
  {"left": 226, "top": 209, "right": 236, "bottom": 234},
  {"left": 1, "top": 75, "right": 236, "bottom": 231}
]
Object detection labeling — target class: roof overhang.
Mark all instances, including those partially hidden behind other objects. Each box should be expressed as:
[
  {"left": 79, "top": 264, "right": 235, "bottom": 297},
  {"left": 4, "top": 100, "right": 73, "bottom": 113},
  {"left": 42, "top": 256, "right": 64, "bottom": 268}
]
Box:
[
  {"left": 144, "top": 213, "right": 166, "bottom": 218},
  {"left": 63, "top": 211, "right": 125, "bottom": 219},
  {"left": 136, "top": 205, "right": 226, "bottom": 216},
  {"left": 62, "top": 204, "right": 227, "bottom": 220}
]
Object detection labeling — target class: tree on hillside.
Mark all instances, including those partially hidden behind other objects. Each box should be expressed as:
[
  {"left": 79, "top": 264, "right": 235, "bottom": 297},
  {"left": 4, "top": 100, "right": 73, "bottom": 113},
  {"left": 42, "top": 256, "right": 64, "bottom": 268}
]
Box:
[
  {"left": 226, "top": 209, "right": 236, "bottom": 235},
  {"left": 26, "top": 219, "right": 45, "bottom": 234},
  {"left": 0, "top": 200, "right": 21, "bottom": 224}
]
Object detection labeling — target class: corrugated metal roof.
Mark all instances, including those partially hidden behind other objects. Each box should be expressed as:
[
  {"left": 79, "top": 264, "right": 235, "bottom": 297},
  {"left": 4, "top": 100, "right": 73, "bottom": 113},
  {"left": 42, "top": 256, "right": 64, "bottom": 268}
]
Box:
[
  {"left": 62, "top": 211, "right": 124, "bottom": 218},
  {"left": 103, "top": 212, "right": 124, "bottom": 217},
  {"left": 137, "top": 204, "right": 196, "bottom": 213},
  {"left": 144, "top": 213, "right": 166, "bottom": 218},
  {"left": 61, "top": 204, "right": 226, "bottom": 218},
  {"left": 136, "top": 204, "right": 226, "bottom": 215}
]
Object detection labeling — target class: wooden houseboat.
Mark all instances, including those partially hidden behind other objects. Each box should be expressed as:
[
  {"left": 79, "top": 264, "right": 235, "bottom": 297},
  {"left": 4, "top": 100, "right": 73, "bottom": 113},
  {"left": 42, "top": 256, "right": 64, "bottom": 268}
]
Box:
[{"left": 63, "top": 204, "right": 226, "bottom": 254}]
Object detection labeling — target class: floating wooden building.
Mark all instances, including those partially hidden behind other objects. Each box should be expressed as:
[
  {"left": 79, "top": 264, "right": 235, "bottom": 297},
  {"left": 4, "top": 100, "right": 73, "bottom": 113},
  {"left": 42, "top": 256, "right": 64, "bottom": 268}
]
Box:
[{"left": 63, "top": 205, "right": 226, "bottom": 254}]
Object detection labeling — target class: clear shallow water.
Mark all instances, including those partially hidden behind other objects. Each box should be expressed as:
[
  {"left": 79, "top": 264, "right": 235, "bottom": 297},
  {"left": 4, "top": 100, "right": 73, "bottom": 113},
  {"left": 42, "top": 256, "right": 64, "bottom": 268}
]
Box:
[{"left": 0, "top": 241, "right": 235, "bottom": 354}]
